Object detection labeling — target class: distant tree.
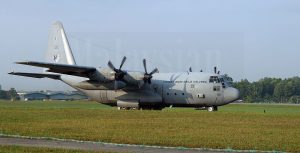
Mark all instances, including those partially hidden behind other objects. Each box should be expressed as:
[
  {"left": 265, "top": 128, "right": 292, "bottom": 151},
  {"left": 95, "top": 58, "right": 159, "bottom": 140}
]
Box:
[
  {"left": 288, "top": 96, "right": 300, "bottom": 104},
  {"left": 223, "top": 74, "right": 233, "bottom": 83},
  {"left": 0, "top": 90, "right": 8, "bottom": 99},
  {"left": 8, "top": 88, "right": 18, "bottom": 100},
  {"left": 234, "top": 79, "right": 249, "bottom": 99},
  {"left": 235, "top": 77, "right": 300, "bottom": 103},
  {"left": 259, "top": 78, "right": 277, "bottom": 99}
]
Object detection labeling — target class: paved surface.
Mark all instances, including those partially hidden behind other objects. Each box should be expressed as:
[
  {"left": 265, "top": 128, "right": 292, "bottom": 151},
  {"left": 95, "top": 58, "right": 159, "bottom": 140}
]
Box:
[{"left": 0, "top": 136, "right": 227, "bottom": 153}]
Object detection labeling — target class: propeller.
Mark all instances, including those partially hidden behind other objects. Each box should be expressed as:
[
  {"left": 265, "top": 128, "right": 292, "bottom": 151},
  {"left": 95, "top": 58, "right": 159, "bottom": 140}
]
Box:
[
  {"left": 143, "top": 59, "right": 158, "bottom": 84},
  {"left": 108, "top": 56, "right": 127, "bottom": 90}
]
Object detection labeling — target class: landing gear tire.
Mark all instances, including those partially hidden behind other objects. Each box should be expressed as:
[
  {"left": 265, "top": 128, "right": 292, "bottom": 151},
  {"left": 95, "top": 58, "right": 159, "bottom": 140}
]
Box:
[{"left": 207, "top": 106, "right": 217, "bottom": 112}]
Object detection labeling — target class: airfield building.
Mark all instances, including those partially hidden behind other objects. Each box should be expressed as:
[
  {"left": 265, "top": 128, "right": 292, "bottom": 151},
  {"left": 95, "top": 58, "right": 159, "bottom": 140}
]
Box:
[{"left": 48, "top": 91, "right": 88, "bottom": 100}]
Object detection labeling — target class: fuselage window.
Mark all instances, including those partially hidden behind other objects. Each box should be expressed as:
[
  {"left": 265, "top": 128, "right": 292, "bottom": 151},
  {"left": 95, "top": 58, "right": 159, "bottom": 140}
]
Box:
[
  {"left": 167, "top": 93, "right": 169, "bottom": 95},
  {"left": 219, "top": 78, "right": 226, "bottom": 88},
  {"left": 197, "top": 94, "right": 205, "bottom": 98},
  {"left": 209, "top": 76, "right": 220, "bottom": 83},
  {"left": 174, "top": 93, "right": 177, "bottom": 95},
  {"left": 213, "top": 86, "right": 221, "bottom": 91},
  {"left": 182, "top": 93, "right": 185, "bottom": 95}
]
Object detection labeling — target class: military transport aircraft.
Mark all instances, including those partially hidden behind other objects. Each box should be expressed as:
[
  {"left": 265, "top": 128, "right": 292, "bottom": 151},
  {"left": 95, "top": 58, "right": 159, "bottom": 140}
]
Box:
[{"left": 9, "top": 21, "right": 239, "bottom": 111}]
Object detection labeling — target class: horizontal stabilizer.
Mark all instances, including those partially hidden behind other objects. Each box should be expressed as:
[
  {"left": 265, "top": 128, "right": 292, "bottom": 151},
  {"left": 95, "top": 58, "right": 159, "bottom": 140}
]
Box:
[
  {"left": 8, "top": 72, "right": 61, "bottom": 80},
  {"left": 16, "top": 61, "right": 96, "bottom": 78}
]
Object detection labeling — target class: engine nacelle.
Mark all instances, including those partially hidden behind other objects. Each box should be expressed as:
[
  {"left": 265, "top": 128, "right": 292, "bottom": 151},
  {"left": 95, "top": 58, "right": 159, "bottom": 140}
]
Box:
[
  {"left": 89, "top": 68, "right": 115, "bottom": 82},
  {"left": 123, "top": 71, "right": 144, "bottom": 86}
]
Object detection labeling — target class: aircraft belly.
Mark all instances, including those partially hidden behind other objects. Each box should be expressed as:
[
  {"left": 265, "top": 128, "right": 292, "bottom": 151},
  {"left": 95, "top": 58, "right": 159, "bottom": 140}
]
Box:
[
  {"left": 79, "top": 90, "right": 110, "bottom": 103},
  {"left": 114, "top": 90, "right": 162, "bottom": 104}
]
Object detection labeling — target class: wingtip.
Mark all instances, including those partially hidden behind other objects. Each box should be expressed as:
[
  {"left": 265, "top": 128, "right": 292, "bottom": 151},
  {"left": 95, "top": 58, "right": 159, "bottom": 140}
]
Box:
[{"left": 15, "top": 61, "right": 30, "bottom": 65}]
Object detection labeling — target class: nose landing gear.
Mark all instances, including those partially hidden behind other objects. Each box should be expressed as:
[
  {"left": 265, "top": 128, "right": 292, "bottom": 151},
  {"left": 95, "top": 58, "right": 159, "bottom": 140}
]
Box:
[
  {"left": 207, "top": 106, "right": 218, "bottom": 112},
  {"left": 194, "top": 106, "right": 218, "bottom": 111}
]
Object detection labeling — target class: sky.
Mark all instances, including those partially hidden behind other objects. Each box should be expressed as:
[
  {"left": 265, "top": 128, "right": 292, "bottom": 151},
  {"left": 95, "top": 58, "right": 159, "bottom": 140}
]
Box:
[{"left": 1, "top": 0, "right": 300, "bottom": 91}]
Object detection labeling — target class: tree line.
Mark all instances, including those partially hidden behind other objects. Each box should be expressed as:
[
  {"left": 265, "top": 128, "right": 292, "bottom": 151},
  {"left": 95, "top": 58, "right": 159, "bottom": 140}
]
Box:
[
  {"left": 0, "top": 88, "right": 18, "bottom": 100},
  {"left": 233, "top": 77, "right": 300, "bottom": 103}
]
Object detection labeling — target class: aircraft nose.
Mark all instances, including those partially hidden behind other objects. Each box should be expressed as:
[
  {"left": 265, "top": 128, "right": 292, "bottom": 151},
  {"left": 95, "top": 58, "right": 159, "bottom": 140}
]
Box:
[{"left": 223, "top": 87, "right": 240, "bottom": 104}]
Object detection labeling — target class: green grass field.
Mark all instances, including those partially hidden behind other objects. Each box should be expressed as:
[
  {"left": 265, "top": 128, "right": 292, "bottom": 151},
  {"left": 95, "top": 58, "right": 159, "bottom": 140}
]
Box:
[{"left": 0, "top": 100, "right": 299, "bottom": 152}]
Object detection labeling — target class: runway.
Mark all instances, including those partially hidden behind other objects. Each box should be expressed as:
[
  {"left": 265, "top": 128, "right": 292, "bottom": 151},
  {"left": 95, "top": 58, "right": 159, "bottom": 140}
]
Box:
[{"left": 0, "top": 135, "right": 225, "bottom": 153}]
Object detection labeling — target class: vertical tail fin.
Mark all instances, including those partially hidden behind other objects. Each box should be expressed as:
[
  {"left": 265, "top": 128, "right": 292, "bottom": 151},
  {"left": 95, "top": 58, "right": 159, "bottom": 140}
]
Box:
[{"left": 45, "top": 21, "right": 76, "bottom": 65}]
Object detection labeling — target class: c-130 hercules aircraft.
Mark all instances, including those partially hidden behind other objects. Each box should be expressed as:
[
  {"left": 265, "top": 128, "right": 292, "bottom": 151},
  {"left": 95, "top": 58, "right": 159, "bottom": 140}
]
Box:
[{"left": 9, "top": 21, "right": 239, "bottom": 111}]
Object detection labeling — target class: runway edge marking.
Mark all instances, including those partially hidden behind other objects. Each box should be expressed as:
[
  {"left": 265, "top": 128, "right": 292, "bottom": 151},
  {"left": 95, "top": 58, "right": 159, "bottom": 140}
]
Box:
[{"left": 0, "top": 133, "right": 284, "bottom": 153}]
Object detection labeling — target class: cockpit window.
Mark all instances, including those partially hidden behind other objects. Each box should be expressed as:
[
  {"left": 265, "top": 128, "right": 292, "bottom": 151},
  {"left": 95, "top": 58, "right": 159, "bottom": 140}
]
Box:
[
  {"left": 219, "top": 78, "right": 226, "bottom": 88},
  {"left": 209, "top": 76, "right": 220, "bottom": 83},
  {"left": 218, "top": 76, "right": 232, "bottom": 88}
]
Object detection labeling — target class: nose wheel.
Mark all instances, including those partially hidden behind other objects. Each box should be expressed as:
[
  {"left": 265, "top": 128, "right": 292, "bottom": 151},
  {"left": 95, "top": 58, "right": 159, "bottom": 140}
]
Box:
[{"left": 207, "top": 106, "right": 218, "bottom": 112}]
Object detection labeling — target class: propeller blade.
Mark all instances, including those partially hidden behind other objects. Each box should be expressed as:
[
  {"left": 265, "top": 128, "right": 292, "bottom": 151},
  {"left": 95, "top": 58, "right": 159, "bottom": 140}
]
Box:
[
  {"left": 200, "top": 69, "right": 203, "bottom": 72},
  {"left": 143, "top": 59, "right": 148, "bottom": 74},
  {"left": 119, "top": 56, "right": 127, "bottom": 69},
  {"left": 214, "top": 66, "right": 217, "bottom": 74},
  {"left": 108, "top": 56, "right": 128, "bottom": 81},
  {"left": 217, "top": 71, "right": 220, "bottom": 74},
  {"left": 189, "top": 67, "right": 192, "bottom": 72},
  {"left": 108, "top": 61, "right": 116, "bottom": 71},
  {"left": 142, "top": 59, "right": 158, "bottom": 84},
  {"left": 149, "top": 68, "right": 159, "bottom": 75}
]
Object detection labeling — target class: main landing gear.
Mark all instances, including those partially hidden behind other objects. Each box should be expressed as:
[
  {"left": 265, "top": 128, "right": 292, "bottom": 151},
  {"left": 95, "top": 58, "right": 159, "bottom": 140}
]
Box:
[
  {"left": 117, "top": 106, "right": 163, "bottom": 110},
  {"left": 207, "top": 106, "right": 218, "bottom": 112},
  {"left": 194, "top": 106, "right": 218, "bottom": 111}
]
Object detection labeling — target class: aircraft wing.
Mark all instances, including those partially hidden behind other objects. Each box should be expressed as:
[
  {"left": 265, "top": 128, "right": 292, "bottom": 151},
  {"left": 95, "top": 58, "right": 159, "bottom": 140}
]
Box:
[
  {"left": 8, "top": 72, "right": 61, "bottom": 80},
  {"left": 16, "top": 61, "right": 96, "bottom": 78}
]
